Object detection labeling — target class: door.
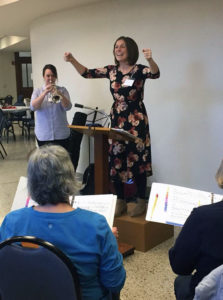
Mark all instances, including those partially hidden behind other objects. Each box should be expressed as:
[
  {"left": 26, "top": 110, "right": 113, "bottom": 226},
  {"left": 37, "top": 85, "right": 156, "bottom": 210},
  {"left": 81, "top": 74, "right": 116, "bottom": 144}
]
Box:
[{"left": 14, "top": 52, "right": 33, "bottom": 99}]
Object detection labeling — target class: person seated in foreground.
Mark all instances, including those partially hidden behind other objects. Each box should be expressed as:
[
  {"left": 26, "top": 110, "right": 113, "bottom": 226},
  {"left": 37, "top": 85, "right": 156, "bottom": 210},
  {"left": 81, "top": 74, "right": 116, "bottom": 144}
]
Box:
[
  {"left": 169, "top": 159, "right": 223, "bottom": 300},
  {"left": 0, "top": 145, "right": 126, "bottom": 300}
]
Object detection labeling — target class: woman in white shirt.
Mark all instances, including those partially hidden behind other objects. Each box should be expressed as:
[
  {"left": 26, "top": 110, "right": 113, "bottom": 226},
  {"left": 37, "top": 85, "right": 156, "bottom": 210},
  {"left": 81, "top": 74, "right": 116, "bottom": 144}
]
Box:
[{"left": 30, "top": 64, "right": 72, "bottom": 150}]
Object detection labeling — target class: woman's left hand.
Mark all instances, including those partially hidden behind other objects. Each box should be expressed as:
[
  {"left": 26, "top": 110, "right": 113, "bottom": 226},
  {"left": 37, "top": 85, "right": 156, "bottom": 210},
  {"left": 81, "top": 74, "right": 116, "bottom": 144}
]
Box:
[{"left": 142, "top": 48, "right": 152, "bottom": 61}]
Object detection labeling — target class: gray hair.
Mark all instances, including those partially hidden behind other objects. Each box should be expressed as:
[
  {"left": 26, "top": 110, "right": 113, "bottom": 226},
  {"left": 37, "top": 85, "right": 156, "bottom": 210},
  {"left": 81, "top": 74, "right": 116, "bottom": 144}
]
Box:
[{"left": 27, "top": 145, "right": 78, "bottom": 205}]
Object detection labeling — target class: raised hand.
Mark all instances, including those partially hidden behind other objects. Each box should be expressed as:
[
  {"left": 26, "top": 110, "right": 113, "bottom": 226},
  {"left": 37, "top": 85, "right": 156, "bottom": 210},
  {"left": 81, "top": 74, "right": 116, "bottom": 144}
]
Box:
[
  {"left": 64, "top": 52, "right": 74, "bottom": 62},
  {"left": 64, "top": 52, "right": 87, "bottom": 75},
  {"left": 142, "top": 48, "right": 152, "bottom": 61}
]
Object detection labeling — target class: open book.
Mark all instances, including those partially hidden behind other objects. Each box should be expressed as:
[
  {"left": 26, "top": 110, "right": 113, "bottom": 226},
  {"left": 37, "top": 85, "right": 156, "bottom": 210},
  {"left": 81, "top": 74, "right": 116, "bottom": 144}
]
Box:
[
  {"left": 73, "top": 195, "right": 116, "bottom": 228},
  {"left": 146, "top": 182, "right": 223, "bottom": 227},
  {"left": 11, "top": 176, "right": 117, "bottom": 228}
]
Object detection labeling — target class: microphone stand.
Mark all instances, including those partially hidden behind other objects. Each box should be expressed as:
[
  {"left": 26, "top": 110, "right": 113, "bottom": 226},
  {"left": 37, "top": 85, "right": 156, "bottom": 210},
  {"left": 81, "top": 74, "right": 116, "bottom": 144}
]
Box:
[
  {"left": 91, "top": 107, "right": 98, "bottom": 126},
  {"left": 74, "top": 103, "right": 110, "bottom": 127}
]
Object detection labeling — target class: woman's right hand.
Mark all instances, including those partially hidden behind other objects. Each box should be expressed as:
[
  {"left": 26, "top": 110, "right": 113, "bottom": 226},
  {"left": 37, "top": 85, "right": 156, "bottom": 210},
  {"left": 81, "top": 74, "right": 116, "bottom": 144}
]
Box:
[
  {"left": 64, "top": 52, "right": 86, "bottom": 75},
  {"left": 64, "top": 52, "right": 74, "bottom": 62},
  {"left": 46, "top": 82, "right": 54, "bottom": 92},
  {"left": 42, "top": 83, "right": 54, "bottom": 97}
]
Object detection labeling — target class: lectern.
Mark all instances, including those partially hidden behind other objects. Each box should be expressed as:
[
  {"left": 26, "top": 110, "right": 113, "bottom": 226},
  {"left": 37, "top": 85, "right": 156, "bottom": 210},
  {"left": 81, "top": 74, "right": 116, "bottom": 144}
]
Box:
[
  {"left": 69, "top": 125, "right": 173, "bottom": 253},
  {"left": 68, "top": 126, "right": 136, "bottom": 194}
]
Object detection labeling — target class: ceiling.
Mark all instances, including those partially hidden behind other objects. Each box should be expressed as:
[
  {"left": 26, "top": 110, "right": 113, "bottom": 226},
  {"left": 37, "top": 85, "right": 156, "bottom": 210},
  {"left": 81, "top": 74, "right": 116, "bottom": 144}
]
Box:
[{"left": 0, "top": 0, "right": 105, "bottom": 52}]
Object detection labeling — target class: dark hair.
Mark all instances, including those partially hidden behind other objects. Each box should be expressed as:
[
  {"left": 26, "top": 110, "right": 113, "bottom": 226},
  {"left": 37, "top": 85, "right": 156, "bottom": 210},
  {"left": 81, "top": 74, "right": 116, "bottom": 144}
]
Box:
[
  {"left": 27, "top": 145, "right": 79, "bottom": 205},
  {"left": 113, "top": 36, "right": 139, "bottom": 66},
  {"left": 42, "top": 64, "right": 58, "bottom": 78}
]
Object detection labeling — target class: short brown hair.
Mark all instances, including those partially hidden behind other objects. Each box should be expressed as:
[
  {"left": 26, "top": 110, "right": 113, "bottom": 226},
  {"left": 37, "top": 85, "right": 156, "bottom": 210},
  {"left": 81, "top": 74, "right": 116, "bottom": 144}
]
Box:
[
  {"left": 113, "top": 36, "right": 139, "bottom": 66},
  {"left": 215, "top": 160, "right": 223, "bottom": 189}
]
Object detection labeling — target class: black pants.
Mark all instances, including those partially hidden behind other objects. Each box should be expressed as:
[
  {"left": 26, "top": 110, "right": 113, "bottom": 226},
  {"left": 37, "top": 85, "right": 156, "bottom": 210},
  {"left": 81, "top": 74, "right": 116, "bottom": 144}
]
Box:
[
  {"left": 113, "top": 173, "right": 147, "bottom": 200},
  {"left": 174, "top": 275, "right": 194, "bottom": 300},
  {"left": 36, "top": 137, "right": 70, "bottom": 152}
]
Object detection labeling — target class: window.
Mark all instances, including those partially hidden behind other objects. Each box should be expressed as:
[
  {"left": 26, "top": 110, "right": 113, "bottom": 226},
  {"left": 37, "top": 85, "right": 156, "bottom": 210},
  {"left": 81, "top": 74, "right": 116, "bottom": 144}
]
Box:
[{"left": 21, "top": 63, "right": 33, "bottom": 88}]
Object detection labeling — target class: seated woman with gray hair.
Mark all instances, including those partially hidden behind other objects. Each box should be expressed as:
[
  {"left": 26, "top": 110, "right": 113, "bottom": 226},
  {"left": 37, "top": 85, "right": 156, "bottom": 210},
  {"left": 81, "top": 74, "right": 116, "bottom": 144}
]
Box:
[{"left": 0, "top": 145, "right": 126, "bottom": 300}]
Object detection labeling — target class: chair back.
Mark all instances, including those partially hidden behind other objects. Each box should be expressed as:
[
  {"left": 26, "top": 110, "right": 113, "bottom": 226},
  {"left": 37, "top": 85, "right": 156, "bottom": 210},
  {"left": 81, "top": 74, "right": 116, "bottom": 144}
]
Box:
[
  {"left": 69, "top": 112, "right": 87, "bottom": 170},
  {"left": 0, "top": 236, "right": 82, "bottom": 300},
  {"left": 4, "top": 95, "right": 13, "bottom": 106},
  {"left": 0, "top": 110, "right": 8, "bottom": 158},
  {"left": 17, "top": 94, "right": 24, "bottom": 104},
  {"left": 0, "top": 109, "right": 7, "bottom": 131},
  {"left": 13, "top": 96, "right": 26, "bottom": 118}
]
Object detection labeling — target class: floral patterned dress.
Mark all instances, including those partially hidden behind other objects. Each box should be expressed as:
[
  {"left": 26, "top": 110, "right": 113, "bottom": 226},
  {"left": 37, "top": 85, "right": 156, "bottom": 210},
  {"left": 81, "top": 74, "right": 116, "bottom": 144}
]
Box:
[{"left": 82, "top": 64, "right": 160, "bottom": 182}]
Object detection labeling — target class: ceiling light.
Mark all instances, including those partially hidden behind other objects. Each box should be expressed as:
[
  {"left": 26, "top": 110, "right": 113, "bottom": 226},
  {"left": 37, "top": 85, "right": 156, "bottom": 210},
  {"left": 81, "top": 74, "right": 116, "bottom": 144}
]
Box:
[
  {"left": 0, "top": 0, "right": 20, "bottom": 7},
  {"left": 0, "top": 35, "right": 27, "bottom": 50}
]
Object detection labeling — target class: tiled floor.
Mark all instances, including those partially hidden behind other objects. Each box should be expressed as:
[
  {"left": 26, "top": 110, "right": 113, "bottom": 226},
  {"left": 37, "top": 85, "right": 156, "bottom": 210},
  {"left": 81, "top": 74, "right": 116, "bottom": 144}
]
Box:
[{"left": 0, "top": 125, "right": 177, "bottom": 300}]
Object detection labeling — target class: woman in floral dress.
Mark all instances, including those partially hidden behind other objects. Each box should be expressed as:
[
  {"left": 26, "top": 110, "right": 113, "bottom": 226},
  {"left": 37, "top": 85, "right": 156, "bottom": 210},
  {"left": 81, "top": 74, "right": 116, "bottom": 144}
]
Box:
[{"left": 64, "top": 36, "right": 160, "bottom": 217}]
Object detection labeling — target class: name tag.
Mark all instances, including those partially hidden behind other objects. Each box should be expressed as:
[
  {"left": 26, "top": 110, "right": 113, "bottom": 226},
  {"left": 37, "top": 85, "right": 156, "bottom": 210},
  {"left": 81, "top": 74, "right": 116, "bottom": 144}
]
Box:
[{"left": 122, "top": 79, "right": 134, "bottom": 87}]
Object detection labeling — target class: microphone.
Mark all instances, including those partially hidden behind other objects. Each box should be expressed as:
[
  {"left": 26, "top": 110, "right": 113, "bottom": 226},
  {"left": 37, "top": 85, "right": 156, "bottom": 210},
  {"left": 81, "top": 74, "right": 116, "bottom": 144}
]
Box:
[
  {"left": 74, "top": 103, "right": 83, "bottom": 108},
  {"left": 74, "top": 103, "right": 110, "bottom": 127},
  {"left": 74, "top": 103, "right": 96, "bottom": 111}
]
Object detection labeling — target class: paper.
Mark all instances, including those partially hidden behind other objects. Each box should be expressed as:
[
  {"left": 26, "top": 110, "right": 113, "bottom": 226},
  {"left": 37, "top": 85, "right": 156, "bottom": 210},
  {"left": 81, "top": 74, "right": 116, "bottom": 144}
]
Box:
[
  {"left": 11, "top": 176, "right": 36, "bottom": 211},
  {"left": 122, "top": 79, "right": 134, "bottom": 87},
  {"left": 111, "top": 128, "right": 137, "bottom": 141},
  {"left": 146, "top": 183, "right": 223, "bottom": 227},
  {"left": 73, "top": 194, "right": 117, "bottom": 228},
  {"left": 12, "top": 177, "right": 117, "bottom": 228}
]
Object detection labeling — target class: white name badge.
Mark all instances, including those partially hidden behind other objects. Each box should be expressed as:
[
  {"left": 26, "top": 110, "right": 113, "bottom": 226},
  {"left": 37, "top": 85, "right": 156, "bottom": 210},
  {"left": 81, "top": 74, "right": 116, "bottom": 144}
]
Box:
[{"left": 122, "top": 79, "right": 134, "bottom": 87}]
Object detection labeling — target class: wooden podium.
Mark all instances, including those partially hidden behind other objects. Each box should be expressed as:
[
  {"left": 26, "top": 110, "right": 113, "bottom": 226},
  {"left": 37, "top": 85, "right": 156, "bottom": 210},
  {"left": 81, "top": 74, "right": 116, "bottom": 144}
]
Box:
[
  {"left": 69, "top": 125, "right": 173, "bottom": 253},
  {"left": 68, "top": 126, "right": 136, "bottom": 194}
]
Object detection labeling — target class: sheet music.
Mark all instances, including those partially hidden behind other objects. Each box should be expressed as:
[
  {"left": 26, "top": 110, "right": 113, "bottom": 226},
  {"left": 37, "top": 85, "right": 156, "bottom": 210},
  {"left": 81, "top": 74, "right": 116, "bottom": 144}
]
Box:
[
  {"left": 73, "top": 194, "right": 117, "bottom": 228},
  {"left": 111, "top": 128, "right": 136, "bottom": 141},
  {"left": 213, "top": 194, "right": 223, "bottom": 203},
  {"left": 12, "top": 178, "right": 117, "bottom": 228},
  {"left": 146, "top": 182, "right": 223, "bottom": 227},
  {"left": 165, "top": 186, "right": 211, "bottom": 226},
  {"left": 11, "top": 176, "right": 36, "bottom": 211}
]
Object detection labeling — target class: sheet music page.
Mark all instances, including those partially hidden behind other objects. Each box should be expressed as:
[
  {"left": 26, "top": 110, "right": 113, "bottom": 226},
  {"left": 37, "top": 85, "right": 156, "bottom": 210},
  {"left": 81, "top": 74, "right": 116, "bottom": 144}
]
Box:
[
  {"left": 11, "top": 179, "right": 118, "bottom": 227},
  {"left": 73, "top": 194, "right": 117, "bottom": 228},
  {"left": 146, "top": 183, "right": 213, "bottom": 227},
  {"left": 213, "top": 194, "right": 223, "bottom": 203},
  {"left": 165, "top": 186, "right": 211, "bottom": 226},
  {"left": 146, "top": 183, "right": 169, "bottom": 224},
  {"left": 11, "top": 176, "right": 36, "bottom": 211},
  {"left": 111, "top": 128, "right": 136, "bottom": 140}
]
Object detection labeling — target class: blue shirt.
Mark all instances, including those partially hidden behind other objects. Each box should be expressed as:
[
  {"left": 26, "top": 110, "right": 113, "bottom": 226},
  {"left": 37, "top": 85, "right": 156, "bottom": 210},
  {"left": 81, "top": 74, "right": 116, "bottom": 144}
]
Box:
[
  {"left": 0, "top": 207, "right": 126, "bottom": 300},
  {"left": 31, "top": 85, "right": 72, "bottom": 141}
]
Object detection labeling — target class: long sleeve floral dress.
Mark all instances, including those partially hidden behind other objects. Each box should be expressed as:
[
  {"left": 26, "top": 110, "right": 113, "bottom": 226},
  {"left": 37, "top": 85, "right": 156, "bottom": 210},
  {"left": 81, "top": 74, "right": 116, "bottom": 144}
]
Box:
[{"left": 82, "top": 64, "right": 160, "bottom": 183}]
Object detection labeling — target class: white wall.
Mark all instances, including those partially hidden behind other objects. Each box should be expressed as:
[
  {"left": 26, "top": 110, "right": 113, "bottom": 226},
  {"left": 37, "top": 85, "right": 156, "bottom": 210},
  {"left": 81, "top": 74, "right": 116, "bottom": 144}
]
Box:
[
  {"left": 0, "top": 52, "right": 17, "bottom": 101},
  {"left": 30, "top": 0, "right": 223, "bottom": 194}
]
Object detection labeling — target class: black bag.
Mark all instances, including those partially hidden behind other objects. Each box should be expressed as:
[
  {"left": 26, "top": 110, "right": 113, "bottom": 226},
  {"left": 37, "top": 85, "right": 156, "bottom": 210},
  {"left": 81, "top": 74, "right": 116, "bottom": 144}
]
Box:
[{"left": 80, "top": 163, "right": 95, "bottom": 195}]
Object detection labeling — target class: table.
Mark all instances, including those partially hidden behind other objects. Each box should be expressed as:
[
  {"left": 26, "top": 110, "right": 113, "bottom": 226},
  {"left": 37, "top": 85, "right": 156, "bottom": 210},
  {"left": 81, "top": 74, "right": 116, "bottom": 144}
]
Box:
[
  {"left": 0, "top": 106, "right": 31, "bottom": 139},
  {"left": 0, "top": 106, "right": 30, "bottom": 113}
]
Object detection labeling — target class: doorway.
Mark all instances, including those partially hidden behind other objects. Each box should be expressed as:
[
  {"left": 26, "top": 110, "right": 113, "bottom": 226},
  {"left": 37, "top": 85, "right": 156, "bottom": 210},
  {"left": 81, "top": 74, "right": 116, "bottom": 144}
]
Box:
[{"left": 14, "top": 52, "right": 33, "bottom": 99}]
